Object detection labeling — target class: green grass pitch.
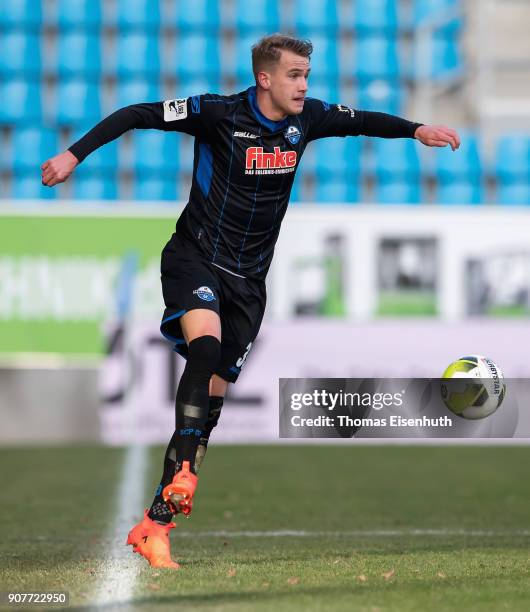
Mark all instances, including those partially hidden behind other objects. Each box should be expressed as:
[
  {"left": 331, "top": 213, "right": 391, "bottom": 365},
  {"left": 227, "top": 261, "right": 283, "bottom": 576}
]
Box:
[{"left": 1, "top": 445, "right": 530, "bottom": 611}]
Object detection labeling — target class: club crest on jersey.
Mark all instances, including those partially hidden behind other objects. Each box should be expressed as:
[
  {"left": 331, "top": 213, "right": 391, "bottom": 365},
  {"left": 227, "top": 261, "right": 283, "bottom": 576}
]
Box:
[
  {"left": 245, "top": 146, "right": 297, "bottom": 175},
  {"left": 284, "top": 125, "right": 301, "bottom": 145},
  {"left": 193, "top": 286, "right": 216, "bottom": 302}
]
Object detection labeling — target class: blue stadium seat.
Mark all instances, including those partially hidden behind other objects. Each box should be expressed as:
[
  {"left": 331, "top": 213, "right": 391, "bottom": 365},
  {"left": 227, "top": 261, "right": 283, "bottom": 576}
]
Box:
[
  {"left": 376, "top": 179, "right": 422, "bottom": 204},
  {"left": 174, "top": 0, "right": 220, "bottom": 31},
  {"left": 116, "top": 78, "right": 161, "bottom": 109},
  {"left": 315, "top": 177, "right": 359, "bottom": 203},
  {"left": 306, "top": 82, "right": 339, "bottom": 105},
  {"left": 56, "top": 32, "right": 101, "bottom": 79},
  {"left": 235, "top": 33, "right": 260, "bottom": 83},
  {"left": 134, "top": 176, "right": 179, "bottom": 201},
  {"left": 374, "top": 138, "right": 421, "bottom": 179},
  {"left": 116, "top": 0, "right": 160, "bottom": 30},
  {"left": 0, "top": 0, "right": 42, "bottom": 29},
  {"left": 356, "top": 36, "right": 400, "bottom": 80},
  {"left": 495, "top": 135, "right": 530, "bottom": 205},
  {"left": 413, "top": 0, "right": 460, "bottom": 25},
  {"left": 307, "top": 35, "right": 339, "bottom": 80},
  {"left": 57, "top": 0, "right": 102, "bottom": 30},
  {"left": 498, "top": 182, "right": 530, "bottom": 206},
  {"left": 132, "top": 131, "right": 181, "bottom": 175},
  {"left": 430, "top": 32, "right": 462, "bottom": 79},
  {"left": 173, "top": 34, "right": 220, "bottom": 80},
  {"left": 177, "top": 76, "right": 221, "bottom": 98},
  {"left": 234, "top": 0, "right": 280, "bottom": 31},
  {"left": 114, "top": 33, "right": 160, "bottom": 78},
  {"left": 73, "top": 171, "right": 119, "bottom": 200},
  {"left": 314, "top": 137, "right": 361, "bottom": 178},
  {"left": 435, "top": 132, "right": 483, "bottom": 204},
  {"left": 291, "top": 0, "right": 338, "bottom": 33},
  {"left": 12, "top": 173, "right": 56, "bottom": 200},
  {"left": 72, "top": 125, "right": 118, "bottom": 173},
  {"left": 289, "top": 178, "right": 303, "bottom": 203},
  {"left": 358, "top": 80, "right": 404, "bottom": 114},
  {"left": 56, "top": 80, "right": 101, "bottom": 126},
  {"left": 435, "top": 131, "right": 480, "bottom": 179},
  {"left": 437, "top": 179, "right": 483, "bottom": 205},
  {"left": 12, "top": 127, "right": 58, "bottom": 171},
  {"left": 354, "top": 0, "right": 399, "bottom": 32},
  {"left": 0, "top": 31, "right": 41, "bottom": 76},
  {"left": 495, "top": 135, "right": 530, "bottom": 180},
  {"left": 0, "top": 80, "right": 42, "bottom": 125}
]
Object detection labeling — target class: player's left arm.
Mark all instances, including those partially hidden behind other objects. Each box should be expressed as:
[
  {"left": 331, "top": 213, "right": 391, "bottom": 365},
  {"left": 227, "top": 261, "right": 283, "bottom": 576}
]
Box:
[{"left": 306, "top": 100, "right": 460, "bottom": 150}]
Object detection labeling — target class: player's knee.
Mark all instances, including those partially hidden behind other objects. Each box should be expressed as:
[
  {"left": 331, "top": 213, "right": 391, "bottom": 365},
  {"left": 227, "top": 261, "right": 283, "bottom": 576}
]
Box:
[{"left": 187, "top": 335, "right": 221, "bottom": 374}]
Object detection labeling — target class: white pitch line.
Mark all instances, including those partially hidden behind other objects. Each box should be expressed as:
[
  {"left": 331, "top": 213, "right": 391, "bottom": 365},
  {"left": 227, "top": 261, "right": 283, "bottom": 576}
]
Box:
[
  {"left": 92, "top": 444, "right": 148, "bottom": 607},
  {"left": 177, "top": 528, "right": 530, "bottom": 538}
]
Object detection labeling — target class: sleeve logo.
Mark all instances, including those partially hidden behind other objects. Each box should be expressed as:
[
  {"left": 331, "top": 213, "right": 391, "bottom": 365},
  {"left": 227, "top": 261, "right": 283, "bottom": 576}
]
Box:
[
  {"left": 163, "top": 98, "right": 187, "bottom": 121},
  {"left": 336, "top": 104, "right": 355, "bottom": 118}
]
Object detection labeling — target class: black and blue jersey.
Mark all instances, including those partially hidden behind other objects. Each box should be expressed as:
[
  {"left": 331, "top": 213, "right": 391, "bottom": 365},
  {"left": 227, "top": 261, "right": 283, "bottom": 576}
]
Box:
[{"left": 69, "top": 86, "right": 421, "bottom": 280}]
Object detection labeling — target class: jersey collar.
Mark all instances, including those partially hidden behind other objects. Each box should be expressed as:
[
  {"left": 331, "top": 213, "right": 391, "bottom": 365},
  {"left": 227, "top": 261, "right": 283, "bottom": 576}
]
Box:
[{"left": 247, "top": 86, "right": 289, "bottom": 133}]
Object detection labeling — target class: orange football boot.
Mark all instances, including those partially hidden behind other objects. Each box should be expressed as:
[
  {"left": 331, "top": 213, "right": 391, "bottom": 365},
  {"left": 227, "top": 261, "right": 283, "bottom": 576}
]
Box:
[
  {"left": 162, "top": 460, "right": 198, "bottom": 516},
  {"left": 126, "top": 509, "right": 179, "bottom": 569}
]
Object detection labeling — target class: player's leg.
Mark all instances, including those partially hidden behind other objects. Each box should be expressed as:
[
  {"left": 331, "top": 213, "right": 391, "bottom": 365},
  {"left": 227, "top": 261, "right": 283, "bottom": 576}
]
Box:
[
  {"left": 128, "top": 309, "right": 221, "bottom": 568},
  {"left": 150, "top": 309, "right": 221, "bottom": 521}
]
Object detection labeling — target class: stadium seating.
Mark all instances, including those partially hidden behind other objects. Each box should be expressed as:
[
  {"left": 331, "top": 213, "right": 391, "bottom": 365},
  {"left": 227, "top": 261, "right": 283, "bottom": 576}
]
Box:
[
  {"left": 134, "top": 176, "right": 179, "bottom": 201},
  {"left": 55, "top": 80, "right": 102, "bottom": 126},
  {"left": 12, "top": 174, "right": 56, "bottom": 200},
  {"left": 12, "top": 127, "right": 58, "bottom": 172},
  {"left": 173, "top": 0, "right": 220, "bottom": 32},
  {"left": 114, "top": 33, "right": 160, "bottom": 78},
  {"left": 172, "top": 34, "right": 220, "bottom": 81},
  {"left": 495, "top": 135, "right": 530, "bottom": 205},
  {"left": 355, "top": 36, "right": 400, "bottom": 81},
  {"left": 434, "top": 131, "right": 483, "bottom": 204},
  {"left": 55, "top": 32, "right": 101, "bottom": 79},
  {"left": 234, "top": 0, "right": 280, "bottom": 32},
  {"left": 115, "top": 0, "right": 160, "bottom": 31},
  {"left": 132, "top": 131, "right": 181, "bottom": 176},
  {"left": 56, "top": 0, "right": 102, "bottom": 31},
  {"left": 0, "top": 79, "right": 42, "bottom": 125},
  {"left": 0, "top": 31, "right": 41, "bottom": 77},
  {"left": 358, "top": 80, "right": 404, "bottom": 114},
  {"left": 0, "top": 0, "right": 42, "bottom": 29},
  {"left": 73, "top": 172, "right": 119, "bottom": 200},
  {"left": 0, "top": 0, "right": 515, "bottom": 206},
  {"left": 291, "top": 0, "right": 339, "bottom": 34},
  {"left": 353, "top": 0, "right": 399, "bottom": 32},
  {"left": 115, "top": 78, "right": 161, "bottom": 109}
]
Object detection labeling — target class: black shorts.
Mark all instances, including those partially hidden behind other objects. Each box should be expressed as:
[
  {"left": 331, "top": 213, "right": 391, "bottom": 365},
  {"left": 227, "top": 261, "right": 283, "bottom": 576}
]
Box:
[{"left": 160, "top": 234, "right": 266, "bottom": 383}]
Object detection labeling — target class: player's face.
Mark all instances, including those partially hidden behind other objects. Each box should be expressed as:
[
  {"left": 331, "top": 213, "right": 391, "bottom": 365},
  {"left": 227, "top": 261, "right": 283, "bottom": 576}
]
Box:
[{"left": 268, "top": 50, "right": 310, "bottom": 116}]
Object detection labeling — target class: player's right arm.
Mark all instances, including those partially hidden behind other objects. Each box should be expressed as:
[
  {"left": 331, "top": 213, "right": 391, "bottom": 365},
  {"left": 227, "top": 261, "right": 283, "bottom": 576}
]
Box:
[{"left": 41, "top": 95, "right": 226, "bottom": 187}]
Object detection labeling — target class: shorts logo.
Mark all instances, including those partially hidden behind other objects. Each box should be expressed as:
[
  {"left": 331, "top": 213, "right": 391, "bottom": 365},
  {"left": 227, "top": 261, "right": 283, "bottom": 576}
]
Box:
[
  {"left": 193, "top": 286, "right": 216, "bottom": 302},
  {"left": 284, "top": 125, "right": 301, "bottom": 145},
  {"left": 245, "top": 146, "right": 297, "bottom": 175},
  {"left": 163, "top": 98, "right": 187, "bottom": 121}
]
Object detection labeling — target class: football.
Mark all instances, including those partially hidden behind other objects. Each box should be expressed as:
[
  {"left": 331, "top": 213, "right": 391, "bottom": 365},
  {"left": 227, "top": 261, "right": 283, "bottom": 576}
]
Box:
[{"left": 441, "top": 355, "right": 506, "bottom": 419}]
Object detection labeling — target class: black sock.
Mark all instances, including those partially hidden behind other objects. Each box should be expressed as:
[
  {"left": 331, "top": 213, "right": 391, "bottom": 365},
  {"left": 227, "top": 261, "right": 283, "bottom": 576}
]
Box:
[
  {"left": 147, "top": 431, "right": 178, "bottom": 524},
  {"left": 174, "top": 336, "right": 220, "bottom": 473},
  {"left": 195, "top": 396, "right": 224, "bottom": 472}
]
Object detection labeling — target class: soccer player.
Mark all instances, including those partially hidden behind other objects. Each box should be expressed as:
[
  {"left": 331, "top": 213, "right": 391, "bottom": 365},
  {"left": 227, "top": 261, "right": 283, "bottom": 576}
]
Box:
[{"left": 41, "top": 34, "right": 460, "bottom": 569}]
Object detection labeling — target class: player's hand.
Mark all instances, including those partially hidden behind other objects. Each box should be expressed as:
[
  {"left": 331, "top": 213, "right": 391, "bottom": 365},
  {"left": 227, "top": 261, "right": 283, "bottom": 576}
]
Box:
[
  {"left": 41, "top": 150, "right": 79, "bottom": 187},
  {"left": 414, "top": 125, "right": 461, "bottom": 151}
]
